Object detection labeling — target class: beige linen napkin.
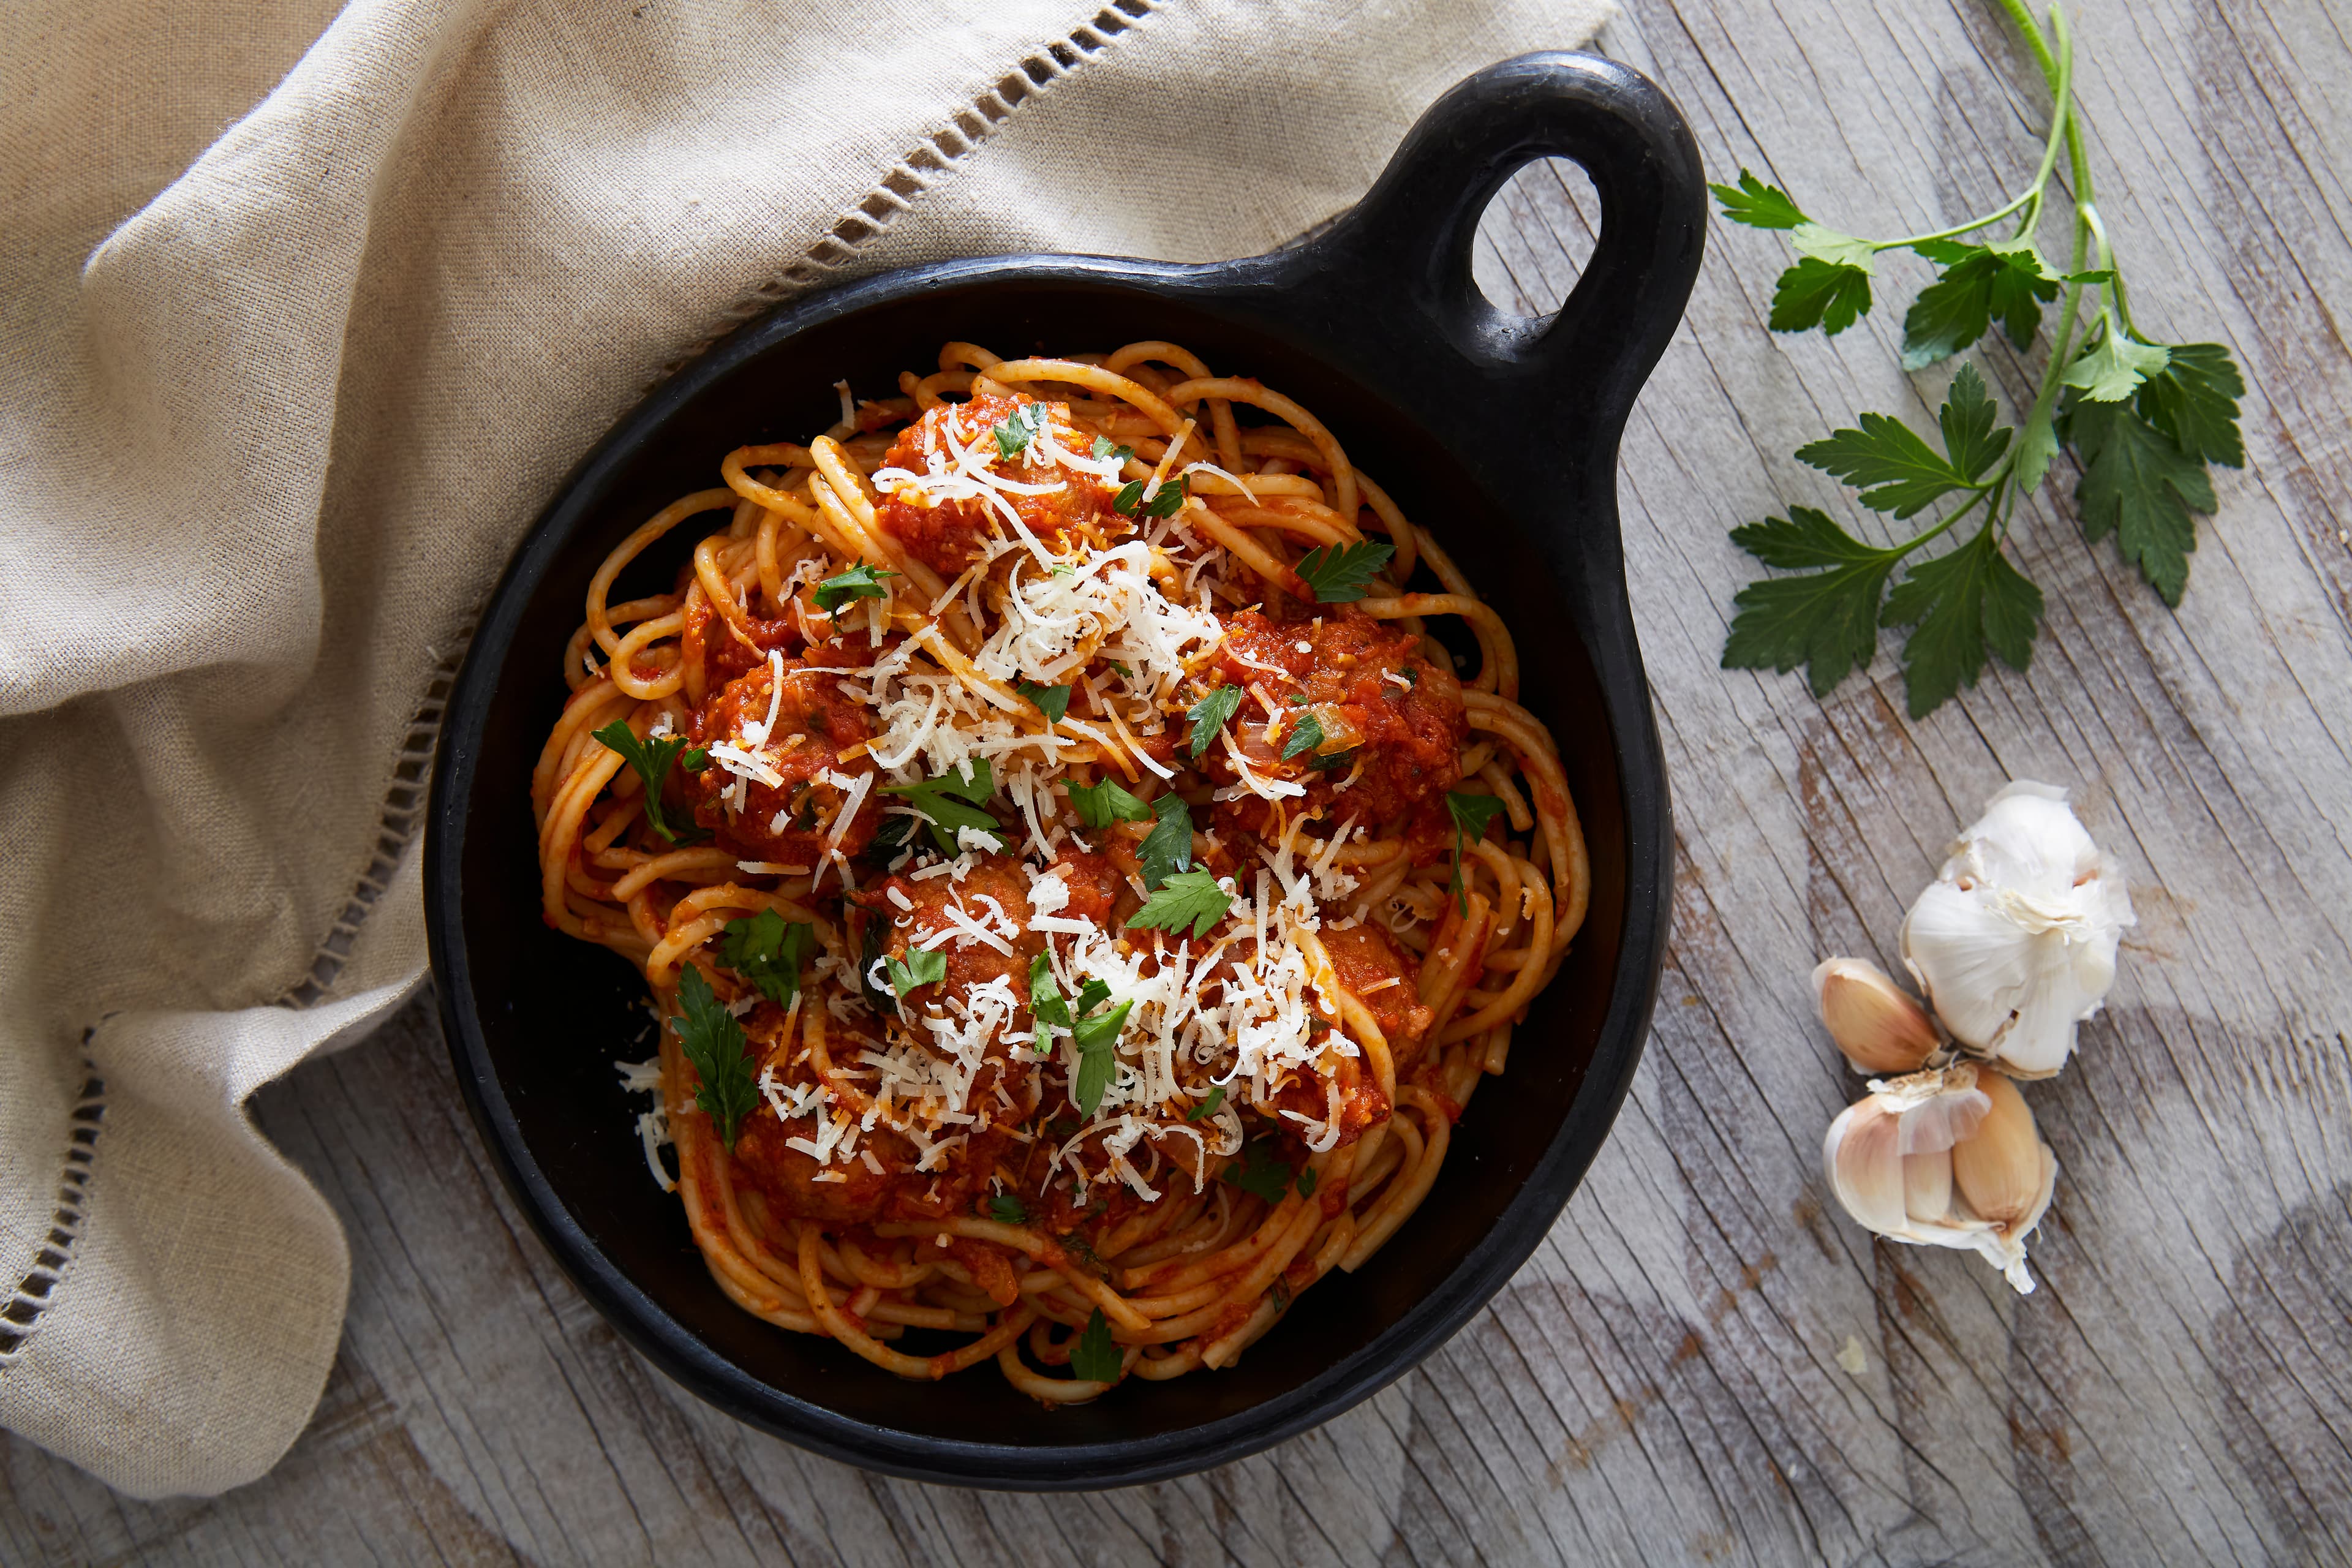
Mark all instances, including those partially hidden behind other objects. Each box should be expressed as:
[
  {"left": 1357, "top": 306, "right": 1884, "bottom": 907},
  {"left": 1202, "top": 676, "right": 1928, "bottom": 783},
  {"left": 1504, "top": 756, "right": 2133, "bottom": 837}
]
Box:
[{"left": 0, "top": 0, "right": 1611, "bottom": 1498}]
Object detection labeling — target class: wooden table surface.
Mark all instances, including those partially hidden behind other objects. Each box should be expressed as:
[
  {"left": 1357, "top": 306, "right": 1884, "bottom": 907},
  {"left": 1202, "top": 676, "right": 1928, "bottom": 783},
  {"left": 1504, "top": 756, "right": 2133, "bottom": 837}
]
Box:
[{"left": 8, "top": 0, "right": 2351, "bottom": 1561}]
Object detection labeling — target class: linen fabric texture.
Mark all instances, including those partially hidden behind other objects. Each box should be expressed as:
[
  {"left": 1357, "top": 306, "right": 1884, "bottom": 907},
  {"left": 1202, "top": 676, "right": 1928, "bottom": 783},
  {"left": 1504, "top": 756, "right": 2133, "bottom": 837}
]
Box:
[{"left": 0, "top": 0, "right": 1611, "bottom": 1498}]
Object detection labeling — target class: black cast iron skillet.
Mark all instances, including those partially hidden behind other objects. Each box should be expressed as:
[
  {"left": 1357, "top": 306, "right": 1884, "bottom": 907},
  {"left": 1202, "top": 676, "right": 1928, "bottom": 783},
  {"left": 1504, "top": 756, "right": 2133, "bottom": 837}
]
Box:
[{"left": 426, "top": 51, "right": 1702, "bottom": 1489}]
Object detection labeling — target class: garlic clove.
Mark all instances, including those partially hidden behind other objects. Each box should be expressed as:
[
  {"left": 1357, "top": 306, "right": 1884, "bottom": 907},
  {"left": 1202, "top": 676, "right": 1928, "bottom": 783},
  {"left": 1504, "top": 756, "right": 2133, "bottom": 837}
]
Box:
[
  {"left": 1814, "top": 957, "right": 1942, "bottom": 1075},
  {"left": 1900, "top": 781, "right": 2135, "bottom": 1078},
  {"left": 1823, "top": 1096, "right": 1910, "bottom": 1237},
  {"left": 1950, "top": 1069, "right": 2058, "bottom": 1298},
  {"left": 1902, "top": 1147, "right": 1954, "bottom": 1224}
]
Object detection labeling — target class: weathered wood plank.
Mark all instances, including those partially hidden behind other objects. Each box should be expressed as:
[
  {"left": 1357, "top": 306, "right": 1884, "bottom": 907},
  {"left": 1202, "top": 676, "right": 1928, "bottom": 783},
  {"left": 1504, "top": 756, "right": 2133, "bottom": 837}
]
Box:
[{"left": 5, "top": 0, "right": 2351, "bottom": 1561}]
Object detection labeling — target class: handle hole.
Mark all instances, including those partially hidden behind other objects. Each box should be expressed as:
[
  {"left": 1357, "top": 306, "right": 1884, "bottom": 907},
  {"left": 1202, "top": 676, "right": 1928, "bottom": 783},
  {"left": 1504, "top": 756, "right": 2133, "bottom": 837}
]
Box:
[{"left": 1472, "top": 158, "right": 1599, "bottom": 319}]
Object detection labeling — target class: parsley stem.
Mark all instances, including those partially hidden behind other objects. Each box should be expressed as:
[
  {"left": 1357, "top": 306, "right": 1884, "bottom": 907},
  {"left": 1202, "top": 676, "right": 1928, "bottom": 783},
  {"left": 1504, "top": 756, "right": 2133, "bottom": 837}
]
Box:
[
  {"left": 1877, "top": 1, "right": 2072, "bottom": 255},
  {"left": 2078, "top": 203, "right": 2136, "bottom": 337},
  {"left": 1891, "top": 485, "right": 1988, "bottom": 558}
]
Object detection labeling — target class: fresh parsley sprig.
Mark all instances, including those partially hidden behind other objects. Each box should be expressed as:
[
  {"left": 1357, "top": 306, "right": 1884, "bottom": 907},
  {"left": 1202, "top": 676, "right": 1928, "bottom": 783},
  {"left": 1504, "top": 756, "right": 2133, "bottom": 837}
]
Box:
[
  {"left": 593, "top": 720, "right": 707, "bottom": 843},
  {"left": 879, "top": 760, "right": 1007, "bottom": 856},
  {"left": 1294, "top": 539, "right": 1395, "bottom": 603},
  {"left": 984, "top": 1194, "right": 1029, "bottom": 1225},
  {"left": 1711, "top": 1, "right": 2243, "bottom": 717},
  {"left": 673, "top": 966, "right": 758, "bottom": 1151},
  {"left": 720, "top": 910, "right": 816, "bottom": 1008}
]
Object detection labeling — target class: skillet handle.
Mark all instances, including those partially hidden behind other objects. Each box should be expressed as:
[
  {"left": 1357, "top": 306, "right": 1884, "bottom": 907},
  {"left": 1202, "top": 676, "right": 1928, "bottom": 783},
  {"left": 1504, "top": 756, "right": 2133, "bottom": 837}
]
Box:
[{"left": 1300, "top": 52, "right": 1705, "bottom": 434}]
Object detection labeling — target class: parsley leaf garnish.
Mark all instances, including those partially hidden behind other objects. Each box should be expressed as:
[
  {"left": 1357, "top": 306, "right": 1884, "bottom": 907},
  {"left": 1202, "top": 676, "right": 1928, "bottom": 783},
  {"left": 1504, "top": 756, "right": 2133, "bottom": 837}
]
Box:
[
  {"left": 1068, "top": 775, "right": 1151, "bottom": 830},
  {"left": 1222, "top": 1139, "right": 1294, "bottom": 1204},
  {"left": 884, "top": 946, "right": 947, "bottom": 998},
  {"left": 1017, "top": 680, "right": 1072, "bottom": 723},
  {"left": 1281, "top": 710, "right": 1324, "bottom": 761},
  {"left": 2060, "top": 393, "right": 2212, "bottom": 606},
  {"left": 1136, "top": 790, "right": 1194, "bottom": 891},
  {"left": 1185, "top": 684, "right": 1241, "bottom": 759},
  {"left": 592, "top": 721, "right": 707, "bottom": 843},
  {"left": 814, "top": 559, "right": 897, "bottom": 613},
  {"left": 1126, "top": 870, "right": 1232, "bottom": 939},
  {"left": 1293, "top": 539, "right": 1395, "bottom": 603},
  {"left": 880, "top": 760, "right": 1007, "bottom": 855},
  {"left": 1091, "top": 435, "right": 1134, "bottom": 464},
  {"left": 1112, "top": 472, "right": 1188, "bottom": 519},
  {"left": 1070, "top": 1307, "right": 1122, "bottom": 1384},
  {"left": 1445, "top": 791, "right": 1505, "bottom": 915},
  {"left": 1033, "top": 954, "right": 1129, "bottom": 1115},
  {"left": 985, "top": 1194, "right": 1028, "bottom": 1225},
  {"left": 1186, "top": 1085, "right": 1226, "bottom": 1121},
  {"left": 1296, "top": 1166, "right": 1318, "bottom": 1197},
  {"left": 1070, "top": 999, "right": 1133, "bottom": 1117},
  {"left": 993, "top": 401, "right": 1047, "bottom": 460},
  {"left": 719, "top": 910, "right": 816, "bottom": 1008},
  {"left": 1028, "top": 951, "right": 1072, "bottom": 1030},
  {"left": 672, "top": 966, "right": 758, "bottom": 1152}
]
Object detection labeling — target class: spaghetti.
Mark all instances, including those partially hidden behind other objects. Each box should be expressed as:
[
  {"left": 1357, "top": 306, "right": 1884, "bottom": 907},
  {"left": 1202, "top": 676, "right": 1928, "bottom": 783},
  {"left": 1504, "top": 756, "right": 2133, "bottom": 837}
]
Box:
[{"left": 534, "top": 339, "right": 1588, "bottom": 1401}]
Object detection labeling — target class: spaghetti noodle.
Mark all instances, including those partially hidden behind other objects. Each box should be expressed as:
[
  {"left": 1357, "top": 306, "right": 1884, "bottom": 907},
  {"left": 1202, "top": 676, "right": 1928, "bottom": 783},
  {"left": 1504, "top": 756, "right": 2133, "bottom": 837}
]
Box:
[{"left": 534, "top": 339, "right": 1587, "bottom": 1401}]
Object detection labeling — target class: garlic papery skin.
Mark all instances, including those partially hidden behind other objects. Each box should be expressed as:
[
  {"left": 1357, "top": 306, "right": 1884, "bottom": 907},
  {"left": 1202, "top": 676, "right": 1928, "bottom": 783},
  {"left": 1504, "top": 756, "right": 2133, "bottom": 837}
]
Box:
[
  {"left": 1899, "top": 782, "right": 2135, "bottom": 1079},
  {"left": 1814, "top": 957, "right": 1942, "bottom": 1074},
  {"left": 1821, "top": 1062, "right": 2054, "bottom": 1294}
]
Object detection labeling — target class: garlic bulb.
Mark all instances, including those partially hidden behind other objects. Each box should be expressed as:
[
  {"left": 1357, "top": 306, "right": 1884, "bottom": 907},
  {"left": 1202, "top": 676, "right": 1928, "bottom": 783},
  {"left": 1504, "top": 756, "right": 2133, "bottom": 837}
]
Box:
[
  {"left": 1899, "top": 782, "right": 2135, "bottom": 1078},
  {"left": 1812, "top": 957, "right": 1942, "bottom": 1074},
  {"left": 1822, "top": 1061, "right": 2057, "bottom": 1293}
]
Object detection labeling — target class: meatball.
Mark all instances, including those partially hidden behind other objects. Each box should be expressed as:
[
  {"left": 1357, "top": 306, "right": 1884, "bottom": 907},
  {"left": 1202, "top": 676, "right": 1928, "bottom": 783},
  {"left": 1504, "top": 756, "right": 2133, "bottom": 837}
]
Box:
[
  {"left": 687, "top": 655, "right": 883, "bottom": 863},
  {"left": 1201, "top": 606, "right": 1468, "bottom": 837},
  {"left": 857, "top": 846, "right": 1125, "bottom": 1020},
  {"left": 872, "top": 393, "right": 1126, "bottom": 576}
]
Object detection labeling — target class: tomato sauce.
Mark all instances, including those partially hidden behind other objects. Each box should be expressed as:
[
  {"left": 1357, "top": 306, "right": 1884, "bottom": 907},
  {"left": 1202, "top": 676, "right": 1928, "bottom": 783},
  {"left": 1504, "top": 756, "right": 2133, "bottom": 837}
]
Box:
[
  {"left": 873, "top": 393, "right": 1126, "bottom": 576},
  {"left": 1204, "top": 606, "right": 1468, "bottom": 839}
]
